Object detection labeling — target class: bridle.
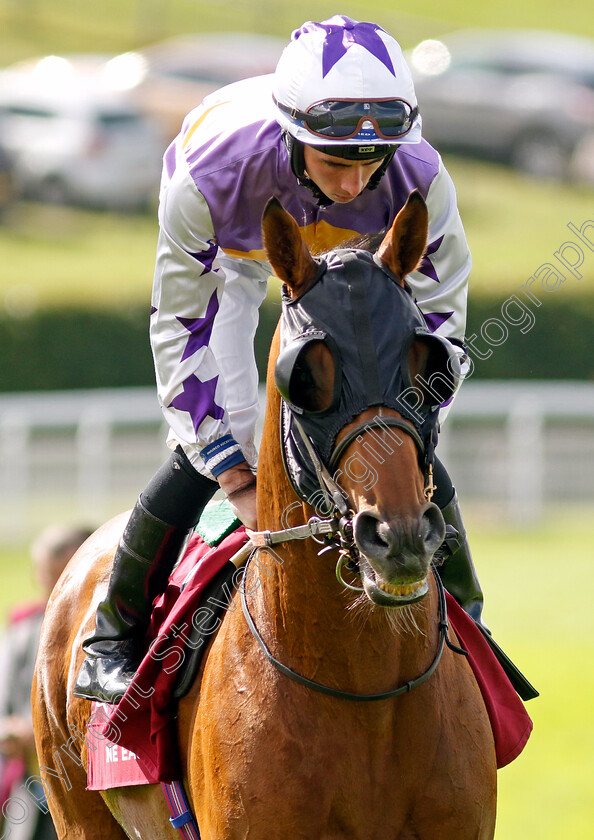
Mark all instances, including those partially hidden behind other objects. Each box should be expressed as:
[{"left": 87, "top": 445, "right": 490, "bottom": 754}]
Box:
[
  {"left": 328, "top": 414, "right": 436, "bottom": 500},
  {"left": 240, "top": 240, "right": 465, "bottom": 700},
  {"left": 242, "top": 412, "right": 466, "bottom": 703}
]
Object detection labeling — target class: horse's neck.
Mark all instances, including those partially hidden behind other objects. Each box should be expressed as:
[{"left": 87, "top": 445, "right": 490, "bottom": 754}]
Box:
[{"left": 254, "top": 387, "right": 438, "bottom": 691}]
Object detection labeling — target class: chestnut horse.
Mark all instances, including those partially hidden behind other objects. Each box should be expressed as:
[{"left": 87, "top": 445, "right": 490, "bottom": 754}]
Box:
[{"left": 32, "top": 193, "right": 497, "bottom": 840}]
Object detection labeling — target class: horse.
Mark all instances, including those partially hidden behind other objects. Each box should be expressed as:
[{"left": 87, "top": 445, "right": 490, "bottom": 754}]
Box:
[{"left": 32, "top": 191, "right": 497, "bottom": 840}]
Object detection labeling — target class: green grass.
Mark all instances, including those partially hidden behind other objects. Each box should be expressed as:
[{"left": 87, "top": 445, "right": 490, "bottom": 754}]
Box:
[
  {"left": 372, "top": 0, "right": 594, "bottom": 41},
  {"left": 1, "top": 510, "right": 592, "bottom": 838},
  {"left": 1, "top": 158, "right": 593, "bottom": 313},
  {"left": 0, "top": 203, "right": 158, "bottom": 311},
  {"left": 470, "top": 511, "right": 594, "bottom": 840},
  {"left": 446, "top": 159, "right": 594, "bottom": 295},
  {"left": 0, "top": 545, "right": 40, "bottom": 621},
  {"left": 1, "top": 1, "right": 592, "bottom": 66}
]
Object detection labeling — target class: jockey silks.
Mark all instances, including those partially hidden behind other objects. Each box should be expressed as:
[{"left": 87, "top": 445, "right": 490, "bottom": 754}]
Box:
[{"left": 151, "top": 73, "right": 471, "bottom": 476}]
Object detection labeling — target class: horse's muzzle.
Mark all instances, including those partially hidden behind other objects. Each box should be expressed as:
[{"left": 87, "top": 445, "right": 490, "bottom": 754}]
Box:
[{"left": 353, "top": 502, "right": 446, "bottom": 607}]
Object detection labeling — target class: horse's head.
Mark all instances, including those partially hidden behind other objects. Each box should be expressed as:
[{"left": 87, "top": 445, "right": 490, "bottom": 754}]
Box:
[{"left": 262, "top": 192, "right": 461, "bottom": 608}]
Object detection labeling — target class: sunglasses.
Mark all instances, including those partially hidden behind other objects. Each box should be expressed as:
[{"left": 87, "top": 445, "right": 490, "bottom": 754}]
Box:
[{"left": 274, "top": 96, "right": 418, "bottom": 140}]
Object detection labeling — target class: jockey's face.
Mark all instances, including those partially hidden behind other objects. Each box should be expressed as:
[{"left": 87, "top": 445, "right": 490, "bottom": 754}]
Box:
[{"left": 303, "top": 145, "right": 386, "bottom": 204}]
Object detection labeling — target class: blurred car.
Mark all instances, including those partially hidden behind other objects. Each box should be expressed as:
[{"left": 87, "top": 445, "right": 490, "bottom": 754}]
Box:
[
  {"left": 408, "top": 30, "right": 594, "bottom": 180},
  {"left": 0, "top": 54, "right": 165, "bottom": 209},
  {"left": 126, "top": 32, "right": 286, "bottom": 140}
]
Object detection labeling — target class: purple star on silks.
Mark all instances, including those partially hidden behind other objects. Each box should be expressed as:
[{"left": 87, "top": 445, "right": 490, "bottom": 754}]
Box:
[
  {"left": 177, "top": 290, "right": 219, "bottom": 362},
  {"left": 168, "top": 374, "right": 225, "bottom": 436},
  {"left": 418, "top": 235, "right": 444, "bottom": 283},
  {"left": 423, "top": 311, "right": 454, "bottom": 333},
  {"left": 298, "top": 18, "right": 395, "bottom": 78},
  {"left": 188, "top": 238, "right": 218, "bottom": 276}
]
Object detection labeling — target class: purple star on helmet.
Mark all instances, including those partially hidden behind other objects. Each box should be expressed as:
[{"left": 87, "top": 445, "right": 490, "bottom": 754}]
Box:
[
  {"left": 188, "top": 238, "right": 219, "bottom": 276},
  {"left": 298, "top": 18, "right": 395, "bottom": 78},
  {"left": 168, "top": 373, "right": 225, "bottom": 436},
  {"left": 423, "top": 311, "right": 453, "bottom": 333},
  {"left": 177, "top": 290, "right": 219, "bottom": 362},
  {"left": 418, "top": 235, "right": 444, "bottom": 283}
]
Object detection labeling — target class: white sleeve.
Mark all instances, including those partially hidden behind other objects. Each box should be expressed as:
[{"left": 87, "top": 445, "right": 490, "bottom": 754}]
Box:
[
  {"left": 150, "top": 164, "right": 269, "bottom": 457},
  {"left": 407, "top": 155, "right": 471, "bottom": 345}
]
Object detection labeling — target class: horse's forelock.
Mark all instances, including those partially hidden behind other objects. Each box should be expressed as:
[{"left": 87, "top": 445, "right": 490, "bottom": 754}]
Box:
[{"left": 311, "top": 232, "right": 385, "bottom": 258}]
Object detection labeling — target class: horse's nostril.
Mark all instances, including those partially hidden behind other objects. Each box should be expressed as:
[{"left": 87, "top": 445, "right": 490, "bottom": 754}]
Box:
[
  {"left": 419, "top": 502, "right": 446, "bottom": 553},
  {"left": 354, "top": 511, "right": 394, "bottom": 558}
]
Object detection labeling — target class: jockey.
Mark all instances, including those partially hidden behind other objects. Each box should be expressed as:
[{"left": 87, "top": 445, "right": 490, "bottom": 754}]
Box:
[{"left": 75, "top": 15, "right": 483, "bottom": 704}]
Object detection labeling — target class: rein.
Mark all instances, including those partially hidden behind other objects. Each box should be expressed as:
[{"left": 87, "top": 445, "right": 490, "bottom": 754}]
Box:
[{"left": 240, "top": 562, "right": 467, "bottom": 702}]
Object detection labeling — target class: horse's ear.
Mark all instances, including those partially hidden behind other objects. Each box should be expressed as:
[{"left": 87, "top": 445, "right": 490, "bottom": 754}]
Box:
[
  {"left": 262, "top": 197, "right": 319, "bottom": 298},
  {"left": 376, "top": 190, "right": 429, "bottom": 286}
]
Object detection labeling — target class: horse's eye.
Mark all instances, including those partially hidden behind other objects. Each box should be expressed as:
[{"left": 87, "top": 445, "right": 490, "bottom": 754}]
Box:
[
  {"left": 407, "top": 336, "right": 459, "bottom": 408},
  {"left": 292, "top": 361, "right": 315, "bottom": 392},
  {"left": 286, "top": 340, "right": 337, "bottom": 413}
]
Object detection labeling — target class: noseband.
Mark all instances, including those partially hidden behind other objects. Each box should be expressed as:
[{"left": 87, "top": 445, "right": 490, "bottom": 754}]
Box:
[{"left": 290, "top": 413, "right": 435, "bottom": 569}]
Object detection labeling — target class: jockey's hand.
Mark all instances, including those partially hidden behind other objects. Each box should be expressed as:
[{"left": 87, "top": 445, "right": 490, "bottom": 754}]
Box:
[{"left": 218, "top": 461, "right": 257, "bottom": 530}]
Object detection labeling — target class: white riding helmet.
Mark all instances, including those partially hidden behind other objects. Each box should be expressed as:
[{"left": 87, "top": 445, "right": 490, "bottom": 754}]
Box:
[{"left": 273, "top": 15, "right": 422, "bottom": 151}]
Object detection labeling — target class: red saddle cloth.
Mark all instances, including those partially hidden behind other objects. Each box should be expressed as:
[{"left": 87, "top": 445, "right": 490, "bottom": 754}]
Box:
[{"left": 87, "top": 528, "right": 532, "bottom": 790}]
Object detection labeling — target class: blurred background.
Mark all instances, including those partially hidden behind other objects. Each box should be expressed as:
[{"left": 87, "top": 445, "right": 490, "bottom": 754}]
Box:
[{"left": 0, "top": 1, "right": 592, "bottom": 838}]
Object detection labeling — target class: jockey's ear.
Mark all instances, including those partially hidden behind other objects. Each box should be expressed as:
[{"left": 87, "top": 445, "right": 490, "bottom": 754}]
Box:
[
  {"left": 376, "top": 190, "right": 428, "bottom": 286},
  {"left": 262, "top": 197, "right": 319, "bottom": 298}
]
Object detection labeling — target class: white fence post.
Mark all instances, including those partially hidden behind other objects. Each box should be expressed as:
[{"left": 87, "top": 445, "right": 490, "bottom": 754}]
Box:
[
  {"left": 76, "top": 406, "right": 112, "bottom": 525},
  {"left": 506, "top": 397, "right": 544, "bottom": 524},
  {"left": 0, "top": 410, "right": 30, "bottom": 542}
]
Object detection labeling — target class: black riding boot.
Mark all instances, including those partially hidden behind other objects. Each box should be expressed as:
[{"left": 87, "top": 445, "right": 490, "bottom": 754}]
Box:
[
  {"left": 435, "top": 490, "right": 489, "bottom": 632},
  {"left": 74, "top": 448, "right": 217, "bottom": 704}
]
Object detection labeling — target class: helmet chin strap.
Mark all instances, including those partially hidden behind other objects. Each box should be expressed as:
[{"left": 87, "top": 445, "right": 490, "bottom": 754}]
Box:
[{"left": 282, "top": 132, "right": 397, "bottom": 206}]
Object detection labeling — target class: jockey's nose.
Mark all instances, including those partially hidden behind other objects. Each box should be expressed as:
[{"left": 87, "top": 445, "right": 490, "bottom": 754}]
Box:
[{"left": 340, "top": 166, "right": 367, "bottom": 198}]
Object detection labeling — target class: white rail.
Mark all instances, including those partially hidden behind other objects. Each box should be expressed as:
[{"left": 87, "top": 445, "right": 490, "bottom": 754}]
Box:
[{"left": 0, "top": 382, "right": 593, "bottom": 543}]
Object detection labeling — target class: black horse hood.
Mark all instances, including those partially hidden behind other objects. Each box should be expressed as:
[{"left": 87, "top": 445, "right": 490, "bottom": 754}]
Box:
[{"left": 275, "top": 248, "right": 460, "bottom": 503}]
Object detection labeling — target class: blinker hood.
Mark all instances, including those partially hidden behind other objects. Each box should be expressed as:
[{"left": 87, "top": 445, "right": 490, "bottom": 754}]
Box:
[{"left": 275, "top": 248, "right": 460, "bottom": 503}]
